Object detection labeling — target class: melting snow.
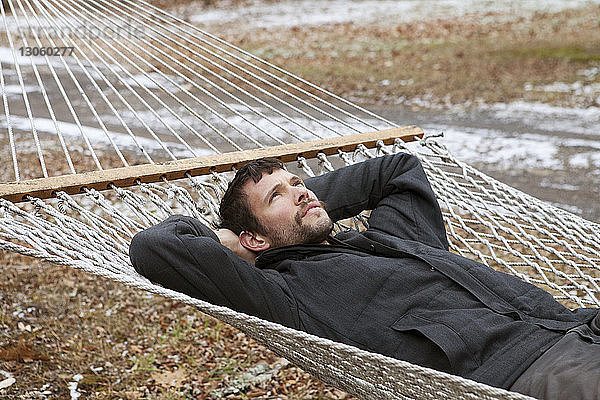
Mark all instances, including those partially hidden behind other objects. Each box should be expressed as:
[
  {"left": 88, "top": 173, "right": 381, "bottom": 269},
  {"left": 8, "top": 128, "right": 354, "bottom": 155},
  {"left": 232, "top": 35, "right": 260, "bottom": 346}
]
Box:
[
  {"left": 479, "top": 101, "right": 600, "bottom": 136},
  {"left": 189, "top": 0, "right": 600, "bottom": 29},
  {"left": 68, "top": 374, "right": 83, "bottom": 400},
  {"left": 423, "top": 124, "right": 563, "bottom": 170},
  {"left": 0, "top": 115, "right": 213, "bottom": 158}
]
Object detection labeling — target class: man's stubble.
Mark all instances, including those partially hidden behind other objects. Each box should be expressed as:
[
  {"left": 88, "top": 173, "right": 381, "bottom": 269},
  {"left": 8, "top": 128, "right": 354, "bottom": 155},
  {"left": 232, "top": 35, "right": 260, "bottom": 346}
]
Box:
[{"left": 261, "top": 201, "right": 333, "bottom": 248}]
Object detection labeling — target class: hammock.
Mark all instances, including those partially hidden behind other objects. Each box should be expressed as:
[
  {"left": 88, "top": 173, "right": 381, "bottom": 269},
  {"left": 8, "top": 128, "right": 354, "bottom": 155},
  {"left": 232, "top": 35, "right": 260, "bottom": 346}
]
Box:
[{"left": 1, "top": 1, "right": 598, "bottom": 398}]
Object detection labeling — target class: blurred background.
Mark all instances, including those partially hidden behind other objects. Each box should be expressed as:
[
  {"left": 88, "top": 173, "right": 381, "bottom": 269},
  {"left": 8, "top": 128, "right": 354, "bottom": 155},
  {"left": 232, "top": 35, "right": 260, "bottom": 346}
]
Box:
[{"left": 157, "top": 0, "right": 600, "bottom": 222}]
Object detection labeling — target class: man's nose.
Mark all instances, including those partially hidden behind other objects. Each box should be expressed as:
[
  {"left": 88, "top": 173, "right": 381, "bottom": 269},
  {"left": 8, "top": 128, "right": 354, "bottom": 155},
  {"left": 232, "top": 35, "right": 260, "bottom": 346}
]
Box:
[{"left": 295, "top": 186, "right": 309, "bottom": 204}]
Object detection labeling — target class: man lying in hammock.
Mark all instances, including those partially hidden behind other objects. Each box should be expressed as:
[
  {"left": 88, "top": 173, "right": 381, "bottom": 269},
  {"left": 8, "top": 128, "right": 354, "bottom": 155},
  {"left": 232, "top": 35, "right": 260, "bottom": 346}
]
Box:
[{"left": 130, "top": 153, "right": 600, "bottom": 400}]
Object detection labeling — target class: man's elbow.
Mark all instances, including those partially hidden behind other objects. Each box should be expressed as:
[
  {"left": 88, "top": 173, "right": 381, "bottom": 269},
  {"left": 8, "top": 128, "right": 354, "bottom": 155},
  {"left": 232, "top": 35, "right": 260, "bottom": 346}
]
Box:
[
  {"left": 400, "top": 152, "right": 422, "bottom": 169},
  {"left": 129, "top": 228, "right": 156, "bottom": 276}
]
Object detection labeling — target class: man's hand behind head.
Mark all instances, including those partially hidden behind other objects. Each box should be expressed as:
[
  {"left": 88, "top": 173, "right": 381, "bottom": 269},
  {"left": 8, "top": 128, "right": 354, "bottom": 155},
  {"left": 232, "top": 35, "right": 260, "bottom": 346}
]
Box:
[{"left": 215, "top": 228, "right": 257, "bottom": 265}]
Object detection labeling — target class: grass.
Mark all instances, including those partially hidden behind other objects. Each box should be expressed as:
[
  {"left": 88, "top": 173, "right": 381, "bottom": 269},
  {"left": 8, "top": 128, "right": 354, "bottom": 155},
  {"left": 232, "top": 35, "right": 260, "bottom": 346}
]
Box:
[
  {"left": 502, "top": 46, "right": 600, "bottom": 63},
  {"left": 216, "top": 6, "right": 600, "bottom": 107},
  {"left": 0, "top": 253, "right": 354, "bottom": 399}
]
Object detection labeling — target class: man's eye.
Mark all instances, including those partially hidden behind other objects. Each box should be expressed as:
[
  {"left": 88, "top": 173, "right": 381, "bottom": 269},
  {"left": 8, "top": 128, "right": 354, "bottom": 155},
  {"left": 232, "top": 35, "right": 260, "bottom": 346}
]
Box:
[
  {"left": 270, "top": 192, "right": 280, "bottom": 201},
  {"left": 293, "top": 181, "right": 304, "bottom": 186}
]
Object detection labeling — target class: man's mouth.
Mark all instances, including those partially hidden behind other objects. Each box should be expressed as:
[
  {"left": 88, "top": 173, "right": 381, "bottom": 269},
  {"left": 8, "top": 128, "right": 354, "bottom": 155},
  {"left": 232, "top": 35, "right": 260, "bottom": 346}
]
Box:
[{"left": 301, "top": 202, "right": 322, "bottom": 217}]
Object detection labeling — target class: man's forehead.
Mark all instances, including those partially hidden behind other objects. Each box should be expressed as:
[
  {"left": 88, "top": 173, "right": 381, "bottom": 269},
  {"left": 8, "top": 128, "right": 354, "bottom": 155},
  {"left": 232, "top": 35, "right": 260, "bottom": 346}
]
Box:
[{"left": 243, "top": 168, "right": 295, "bottom": 195}]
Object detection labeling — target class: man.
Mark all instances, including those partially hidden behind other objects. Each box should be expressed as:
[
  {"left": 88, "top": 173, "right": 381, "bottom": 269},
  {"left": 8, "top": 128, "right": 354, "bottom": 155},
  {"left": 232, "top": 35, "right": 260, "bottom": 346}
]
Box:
[{"left": 130, "top": 153, "right": 600, "bottom": 399}]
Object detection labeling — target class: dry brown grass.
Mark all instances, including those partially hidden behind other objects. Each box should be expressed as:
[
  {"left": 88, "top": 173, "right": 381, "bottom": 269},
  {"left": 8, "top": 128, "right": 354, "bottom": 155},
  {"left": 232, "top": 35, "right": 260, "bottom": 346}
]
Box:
[
  {"left": 0, "top": 252, "right": 356, "bottom": 399},
  {"left": 4, "top": 3, "right": 598, "bottom": 110},
  {"left": 211, "top": 6, "right": 600, "bottom": 107}
]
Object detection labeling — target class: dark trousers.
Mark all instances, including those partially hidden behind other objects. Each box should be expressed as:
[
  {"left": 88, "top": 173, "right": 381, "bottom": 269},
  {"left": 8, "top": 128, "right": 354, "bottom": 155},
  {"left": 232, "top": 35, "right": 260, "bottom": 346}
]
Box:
[{"left": 510, "top": 313, "right": 600, "bottom": 400}]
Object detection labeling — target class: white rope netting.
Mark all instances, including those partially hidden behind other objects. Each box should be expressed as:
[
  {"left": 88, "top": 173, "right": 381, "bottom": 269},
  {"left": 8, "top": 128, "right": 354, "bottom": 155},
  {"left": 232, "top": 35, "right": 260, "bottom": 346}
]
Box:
[
  {"left": 1, "top": 1, "right": 599, "bottom": 399},
  {"left": 0, "top": 142, "right": 537, "bottom": 400}
]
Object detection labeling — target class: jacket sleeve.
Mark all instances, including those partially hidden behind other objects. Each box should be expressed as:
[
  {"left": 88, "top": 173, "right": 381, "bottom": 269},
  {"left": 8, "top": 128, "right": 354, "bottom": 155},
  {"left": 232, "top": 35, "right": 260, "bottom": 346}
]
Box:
[
  {"left": 305, "top": 152, "right": 449, "bottom": 250},
  {"left": 129, "top": 215, "right": 298, "bottom": 327}
]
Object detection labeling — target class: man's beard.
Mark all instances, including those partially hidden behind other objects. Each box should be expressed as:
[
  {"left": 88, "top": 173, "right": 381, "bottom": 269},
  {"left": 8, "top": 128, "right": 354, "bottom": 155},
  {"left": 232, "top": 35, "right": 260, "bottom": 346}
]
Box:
[{"left": 261, "top": 201, "right": 333, "bottom": 248}]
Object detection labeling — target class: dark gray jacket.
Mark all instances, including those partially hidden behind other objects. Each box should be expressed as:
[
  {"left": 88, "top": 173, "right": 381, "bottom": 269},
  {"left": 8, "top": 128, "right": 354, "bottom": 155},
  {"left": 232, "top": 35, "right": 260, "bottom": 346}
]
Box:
[{"left": 130, "top": 153, "right": 596, "bottom": 389}]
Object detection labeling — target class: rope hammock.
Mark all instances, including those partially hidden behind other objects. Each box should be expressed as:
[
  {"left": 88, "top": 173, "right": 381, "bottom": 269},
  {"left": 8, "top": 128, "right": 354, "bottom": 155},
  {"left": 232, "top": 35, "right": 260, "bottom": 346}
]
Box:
[{"left": 1, "top": 0, "right": 599, "bottom": 398}]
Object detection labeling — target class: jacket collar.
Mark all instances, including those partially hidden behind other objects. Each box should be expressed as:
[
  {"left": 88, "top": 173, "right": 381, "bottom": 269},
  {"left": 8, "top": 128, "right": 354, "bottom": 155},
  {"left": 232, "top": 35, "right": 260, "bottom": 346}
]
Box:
[{"left": 254, "top": 233, "right": 369, "bottom": 269}]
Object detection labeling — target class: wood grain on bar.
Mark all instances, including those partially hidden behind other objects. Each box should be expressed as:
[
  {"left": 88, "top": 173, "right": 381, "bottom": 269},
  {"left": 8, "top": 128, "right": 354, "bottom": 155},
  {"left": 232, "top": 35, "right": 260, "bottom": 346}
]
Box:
[{"left": 0, "top": 126, "right": 423, "bottom": 203}]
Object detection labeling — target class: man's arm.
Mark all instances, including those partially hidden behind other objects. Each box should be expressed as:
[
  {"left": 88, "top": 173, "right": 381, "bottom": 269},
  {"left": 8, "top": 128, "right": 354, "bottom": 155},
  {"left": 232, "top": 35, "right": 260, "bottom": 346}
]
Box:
[
  {"left": 214, "top": 228, "right": 257, "bottom": 264},
  {"left": 306, "top": 153, "right": 449, "bottom": 250},
  {"left": 129, "top": 215, "right": 298, "bottom": 327}
]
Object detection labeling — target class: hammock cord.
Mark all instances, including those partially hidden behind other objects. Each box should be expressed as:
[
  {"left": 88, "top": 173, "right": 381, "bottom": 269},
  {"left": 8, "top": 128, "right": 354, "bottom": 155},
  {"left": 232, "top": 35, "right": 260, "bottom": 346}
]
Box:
[
  {"left": 0, "top": 46, "right": 20, "bottom": 181},
  {"left": 18, "top": 0, "right": 134, "bottom": 168},
  {"left": 1, "top": 0, "right": 397, "bottom": 178},
  {"left": 90, "top": 0, "right": 327, "bottom": 142},
  {"left": 2, "top": 0, "right": 49, "bottom": 177},
  {"left": 10, "top": 0, "right": 78, "bottom": 174},
  {"left": 37, "top": 0, "right": 237, "bottom": 154},
  {"left": 0, "top": 144, "right": 537, "bottom": 400},
  {"left": 128, "top": 0, "right": 398, "bottom": 129}
]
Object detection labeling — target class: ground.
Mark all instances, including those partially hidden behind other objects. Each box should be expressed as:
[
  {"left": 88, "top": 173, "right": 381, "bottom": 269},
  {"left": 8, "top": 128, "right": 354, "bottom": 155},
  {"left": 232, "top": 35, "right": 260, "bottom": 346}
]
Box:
[
  {"left": 186, "top": 3, "right": 600, "bottom": 108},
  {"left": 2, "top": 1, "right": 600, "bottom": 399},
  {"left": 0, "top": 252, "right": 352, "bottom": 399}
]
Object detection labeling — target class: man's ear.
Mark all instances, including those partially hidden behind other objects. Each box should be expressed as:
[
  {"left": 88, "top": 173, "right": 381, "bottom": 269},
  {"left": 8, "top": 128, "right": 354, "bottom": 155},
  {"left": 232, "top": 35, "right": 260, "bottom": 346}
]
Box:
[{"left": 239, "top": 231, "right": 271, "bottom": 253}]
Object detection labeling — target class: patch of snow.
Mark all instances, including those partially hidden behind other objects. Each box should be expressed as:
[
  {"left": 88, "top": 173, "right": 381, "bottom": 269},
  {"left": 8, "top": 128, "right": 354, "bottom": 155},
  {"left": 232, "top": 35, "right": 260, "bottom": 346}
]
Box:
[
  {"left": 0, "top": 370, "right": 16, "bottom": 390},
  {"left": 540, "top": 180, "right": 580, "bottom": 191},
  {"left": 68, "top": 374, "right": 83, "bottom": 400},
  {"left": 0, "top": 115, "right": 213, "bottom": 158},
  {"left": 551, "top": 202, "right": 584, "bottom": 215},
  {"left": 482, "top": 101, "right": 600, "bottom": 121},
  {"left": 0, "top": 84, "right": 40, "bottom": 95},
  {"left": 189, "top": 0, "right": 600, "bottom": 29},
  {"left": 479, "top": 101, "right": 600, "bottom": 136},
  {"left": 569, "top": 152, "right": 600, "bottom": 169},
  {"left": 423, "top": 124, "right": 560, "bottom": 169},
  {"left": 422, "top": 123, "right": 600, "bottom": 171},
  {"left": 524, "top": 81, "right": 600, "bottom": 95},
  {"left": 578, "top": 67, "right": 600, "bottom": 79},
  {"left": 39, "top": 383, "right": 52, "bottom": 395},
  {"left": 121, "top": 73, "right": 186, "bottom": 92}
]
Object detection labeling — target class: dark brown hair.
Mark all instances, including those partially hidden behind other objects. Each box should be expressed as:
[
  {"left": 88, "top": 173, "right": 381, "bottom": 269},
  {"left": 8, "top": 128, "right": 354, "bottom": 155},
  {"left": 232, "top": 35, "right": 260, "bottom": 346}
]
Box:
[{"left": 219, "top": 158, "right": 284, "bottom": 235}]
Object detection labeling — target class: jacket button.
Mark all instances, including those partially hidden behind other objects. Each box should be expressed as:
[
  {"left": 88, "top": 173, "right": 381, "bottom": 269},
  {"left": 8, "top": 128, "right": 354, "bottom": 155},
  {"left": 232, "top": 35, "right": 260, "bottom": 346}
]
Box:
[{"left": 369, "top": 244, "right": 375, "bottom": 252}]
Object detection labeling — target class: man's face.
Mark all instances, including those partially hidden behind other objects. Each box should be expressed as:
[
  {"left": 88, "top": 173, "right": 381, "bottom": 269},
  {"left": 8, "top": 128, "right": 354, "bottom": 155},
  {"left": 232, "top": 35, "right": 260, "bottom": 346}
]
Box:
[{"left": 243, "top": 168, "right": 333, "bottom": 248}]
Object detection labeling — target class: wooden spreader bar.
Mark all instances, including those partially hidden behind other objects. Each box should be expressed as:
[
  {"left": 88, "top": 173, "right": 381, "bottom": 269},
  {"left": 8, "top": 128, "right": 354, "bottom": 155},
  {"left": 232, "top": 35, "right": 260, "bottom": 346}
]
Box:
[{"left": 0, "top": 126, "right": 423, "bottom": 203}]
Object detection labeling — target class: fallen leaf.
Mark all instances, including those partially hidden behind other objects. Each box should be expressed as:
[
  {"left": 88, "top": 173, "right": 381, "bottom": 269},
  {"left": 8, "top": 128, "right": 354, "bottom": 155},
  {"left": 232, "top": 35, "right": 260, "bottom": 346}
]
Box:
[
  {"left": 159, "top": 316, "right": 169, "bottom": 329},
  {"left": 247, "top": 390, "right": 268, "bottom": 398},
  {"left": 0, "top": 339, "right": 49, "bottom": 362},
  {"left": 129, "top": 345, "right": 142, "bottom": 354},
  {"left": 151, "top": 368, "right": 188, "bottom": 388}
]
